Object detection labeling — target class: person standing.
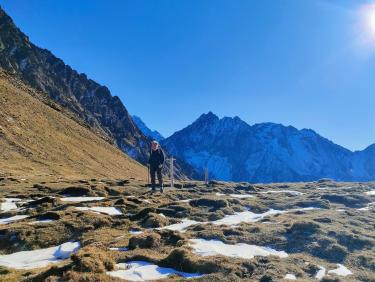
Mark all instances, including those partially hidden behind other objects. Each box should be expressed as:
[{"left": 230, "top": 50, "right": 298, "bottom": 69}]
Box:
[{"left": 148, "top": 141, "right": 165, "bottom": 192}]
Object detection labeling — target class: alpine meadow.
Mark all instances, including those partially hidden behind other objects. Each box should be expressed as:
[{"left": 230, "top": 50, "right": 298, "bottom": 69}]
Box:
[{"left": 0, "top": 2, "right": 374, "bottom": 282}]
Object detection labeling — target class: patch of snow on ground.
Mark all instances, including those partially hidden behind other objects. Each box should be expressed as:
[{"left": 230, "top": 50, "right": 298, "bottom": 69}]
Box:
[
  {"left": 29, "top": 219, "right": 55, "bottom": 225},
  {"left": 328, "top": 264, "right": 352, "bottom": 277},
  {"left": 365, "top": 191, "right": 375, "bottom": 195},
  {"left": 107, "top": 261, "right": 203, "bottom": 281},
  {"left": 129, "top": 229, "right": 143, "bottom": 235},
  {"left": 229, "top": 194, "right": 253, "bottom": 198},
  {"left": 189, "top": 239, "right": 288, "bottom": 259},
  {"left": 109, "top": 247, "right": 128, "bottom": 251},
  {"left": 60, "top": 197, "right": 104, "bottom": 202},
  {"left": 212, "top": 209, "right": 283, "bottom": 226},
  {"left": 259, "top": 190, "right": 303, "bottom": 196},
  {"left": 357, "top": 202, "right": 375, "bottom": 211},
  {"left": 284, "top": 273, "right": 296, "bottom": 280},
  {"left": 0, "top": 241, "right": 80, "bottom": 269},
  {"left": 161, "top": 207, "right": 317, "bottom": 231},
  {"left": 0, "top": 198, "right": 22, "bottom": 212},
  {"left": 75, "top": 207, "right": 122, "bottom": 215},
  {"left": 0, "top": 215, "right": 29, "bottom": 225},
  {"left": 215, "top": 193, "right": 253, "bottom": 199},
  {"left": 160, "top": 219, "right": 200, "bottom": 232},
  {"left": 178, "top": 199, "right": 192, "bottom": 203},
  {"left": 315, "top": 266, "right": 326, "bottom": 280}
]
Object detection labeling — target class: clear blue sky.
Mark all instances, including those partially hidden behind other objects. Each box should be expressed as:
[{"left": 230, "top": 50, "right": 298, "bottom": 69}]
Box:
[{"left": 1, "top": 0, "right": 375, "bottom": 151}]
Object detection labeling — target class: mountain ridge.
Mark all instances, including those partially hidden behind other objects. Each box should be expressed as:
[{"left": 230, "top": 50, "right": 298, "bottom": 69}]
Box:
[
  {"left": 0, "top": 6, "right": 150, "bottom": 163},
  {"left": 161, "top": 112, "right": 374, "bottom": 182},
  {"left": 132, "top": 115, "right": 164, "bottom": 142}
]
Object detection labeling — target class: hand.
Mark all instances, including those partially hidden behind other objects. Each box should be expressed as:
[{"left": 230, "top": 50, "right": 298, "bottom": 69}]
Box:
[{"left": 158, "top": 164, "right": 163, "bottom": 169}]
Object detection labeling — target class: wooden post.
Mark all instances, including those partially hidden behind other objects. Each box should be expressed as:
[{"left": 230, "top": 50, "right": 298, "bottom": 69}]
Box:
[
  {"left": 169, "top": 156, "right": 175, "bottom": 188},
  {"left": 204, "top": 167, "right": 209, "bottom": 185}
]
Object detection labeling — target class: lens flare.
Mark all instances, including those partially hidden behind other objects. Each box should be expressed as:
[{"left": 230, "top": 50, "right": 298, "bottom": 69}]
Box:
[{"left": 359, "top": 4, "right": 375, "bottom": 44}]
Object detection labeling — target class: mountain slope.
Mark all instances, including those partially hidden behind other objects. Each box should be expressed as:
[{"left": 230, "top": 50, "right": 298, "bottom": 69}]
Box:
[
  {"left": 0, "top": 71, "right": 146, "bottom": 180},
  {"left": 162, "top": 112, "right": 375, "bottom": 182},
  {"left": 0, "top": 7, "right": 149, "bottom": 163},
  {"left": 132, "top": 115, "right": 164, "bottom": 141}
]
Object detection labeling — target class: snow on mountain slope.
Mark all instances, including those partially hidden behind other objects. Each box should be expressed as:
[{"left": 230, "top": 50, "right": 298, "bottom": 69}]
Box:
[
  {"left": 132, "top": 115, "right": 164, "bottom": 142},
  {"left": 162, "top": 112, "right": 374, "bottom": 182}
]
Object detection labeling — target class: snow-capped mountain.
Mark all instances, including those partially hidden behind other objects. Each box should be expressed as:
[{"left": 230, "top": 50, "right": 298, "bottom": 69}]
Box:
[
  {"left": 132, "top": 115, "right": 164, "bottom": 142},
  {"left": 161, "top": 112, "right": 375, "bottom": 183}
]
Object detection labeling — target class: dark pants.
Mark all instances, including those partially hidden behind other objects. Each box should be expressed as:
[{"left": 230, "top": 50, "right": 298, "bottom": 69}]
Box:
[{"left": 150, "top": 166, "right": 163, "bottom": 189}]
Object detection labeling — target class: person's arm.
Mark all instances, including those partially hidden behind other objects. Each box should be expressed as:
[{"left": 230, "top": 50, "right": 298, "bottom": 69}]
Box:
[{"left": 159, "top": 149, "right": 165, "bottom": 166}]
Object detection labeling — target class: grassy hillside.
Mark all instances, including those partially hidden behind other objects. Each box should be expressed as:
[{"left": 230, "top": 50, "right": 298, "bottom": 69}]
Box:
[{"left": 0, "top": 71, "right": 146, "bottom": 180}]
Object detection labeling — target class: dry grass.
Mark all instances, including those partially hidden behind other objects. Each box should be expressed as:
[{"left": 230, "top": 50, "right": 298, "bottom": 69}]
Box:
[
  {"left": 0, "top": 71, "right": 147, "bottom": 180},
  {"left": 0, "top": 177, "right": 374, "bottom": 281}
]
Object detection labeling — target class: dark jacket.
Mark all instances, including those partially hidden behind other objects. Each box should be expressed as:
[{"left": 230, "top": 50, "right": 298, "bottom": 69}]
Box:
[{"left": 149, "top": 148, "right": 165, "bottom": 168}]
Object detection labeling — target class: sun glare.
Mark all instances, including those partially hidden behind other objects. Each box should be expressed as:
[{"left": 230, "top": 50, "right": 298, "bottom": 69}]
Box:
[
  {"left": 359, "top": 4, "right": 375, "bottom": 42},
  {"left": 363, "top": 5, "right": 375, "bottom": 33}
]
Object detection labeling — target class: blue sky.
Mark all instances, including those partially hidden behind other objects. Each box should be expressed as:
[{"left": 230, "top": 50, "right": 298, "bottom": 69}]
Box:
[{"left": 1, "top": 0, "right": 375, "bottom": 151}]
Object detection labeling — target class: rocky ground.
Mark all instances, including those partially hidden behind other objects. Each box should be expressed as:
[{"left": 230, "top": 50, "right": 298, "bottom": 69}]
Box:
[{"left": 0, "top": 176, "right": 374, "bottom": 282}]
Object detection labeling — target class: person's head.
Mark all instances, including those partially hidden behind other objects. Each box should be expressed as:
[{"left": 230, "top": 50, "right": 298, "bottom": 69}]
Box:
[{"left": 151, "top": 140, "right": 159, "bottom": 151}]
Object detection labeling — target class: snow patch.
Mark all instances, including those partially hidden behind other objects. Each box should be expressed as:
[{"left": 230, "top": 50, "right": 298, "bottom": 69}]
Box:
[
  {"left": 0, "top": 215, "right": 29, "bottom": 225},
  {"left": 160, "top": 219, "right": 200, "bottom": 232},
  {"left": 189, "top": 239, "right": 288, "bottom": 259},
  {"left": 230, "top": 194, "right": 254, "bottom": 199},
  {"left": 365, "top": 190, "right": 375, "bottom": 195},
  {"left": 328, "top": 264, "right": 352, "bottom": 277},
  {"left": 60, "top": 197, "right": 105, "bottom": 202},
  {"left": 75, "top": 207, "right": 122, "bottom": 215},
  {"left": 109, "top": 247, "right": 128, "bottom": 251},
  {"left": 284, "top": 273, "right": 296, "bottom": 280},
  {"left": 315, "top": 266, "right": 326, "bottom": 280},
  {"left": 29, "top": 219, "right": 55, "bottom": 225},
  {"left": 0, "top": 241, "right": 80, "bottom": 269},
  {"left": 178, "top": 199, "right": 192, "bottom": 203},
  {"left": 0, "top": 198, "right": 22, "bottom": 212},
  {"left": 259, "top": 190, "right": 303, "bottom": 196},
  {"left": 107, "top": 261, "right": 203, "bottom": 281},
  {"left": 212, "top": 207, "right": 316, "bottom": 226},
  {"left": 129, "top": 229, "right": 143, "bottom": 235},
  {"left": 161, "top": 207, "right": 317, "bottom": 231},
  {"left": 357, "top": 202, "right": 375, "bottom": 211},
  {"left": 212, "top": 209, "right": 283, "bottom": 226},
  {"left": 215, "top": 193, "right": 253, "bottom": 198}
]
